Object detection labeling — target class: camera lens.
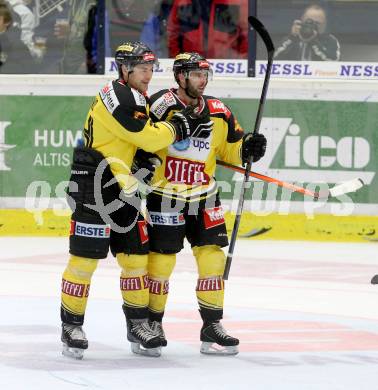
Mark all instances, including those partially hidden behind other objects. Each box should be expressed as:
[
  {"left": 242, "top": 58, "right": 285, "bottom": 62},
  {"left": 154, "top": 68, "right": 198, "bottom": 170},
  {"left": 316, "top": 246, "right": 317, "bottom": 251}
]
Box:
[{"left": 300, "top": 19, "right": 317, "bottom": 39}]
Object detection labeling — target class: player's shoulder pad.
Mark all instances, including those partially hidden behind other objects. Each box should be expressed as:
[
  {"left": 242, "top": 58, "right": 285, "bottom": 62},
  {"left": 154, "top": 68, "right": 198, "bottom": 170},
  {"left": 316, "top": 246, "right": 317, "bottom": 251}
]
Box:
[
  {"left": 100, "top": 80, "right": 147, "bottom": 114},
  {"left": 98, "top": 80, "right": 121, "bottom": 114},
  {"left": 150, "top": 89, "right": 178, "bottom": 119},
  {"left": 204, "top": 95, "right": 232, "bottom": 119}
]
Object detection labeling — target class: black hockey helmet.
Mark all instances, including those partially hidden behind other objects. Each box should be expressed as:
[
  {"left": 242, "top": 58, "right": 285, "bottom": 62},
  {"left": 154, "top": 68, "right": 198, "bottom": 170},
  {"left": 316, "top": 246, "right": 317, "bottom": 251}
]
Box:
[
  {"left": 173, "top": 52, "right": 212, "bottom": 80},
  {"left": 115, "top": 41, "right": 158, "bottom": 73},
  {"left": 172, "top": 52, "right": 213, "bottom": 98}
]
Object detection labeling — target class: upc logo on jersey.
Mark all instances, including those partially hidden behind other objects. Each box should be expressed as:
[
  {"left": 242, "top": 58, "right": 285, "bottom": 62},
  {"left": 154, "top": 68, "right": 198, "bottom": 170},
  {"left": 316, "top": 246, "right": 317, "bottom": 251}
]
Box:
[
  {"left": 100, "top": 83, "right": 120, "bottom": 114},
  {"left": 165, "top": 156, "right": 210, "bottom": 185},
  {"left": 173, "top": 138, "right": 210, "bottom": 153},
  {"left": 207, "top": 99, "right": 231, "bottom": 118},
  {"left": 172, "top": 138, "right": 190, "bottom": 151},
  {"left": 203, "top": 206, "right": 225, "bottom": 229},
  {"left": 70, "top": 221, "right": 111, "bottom": 238},
  {"left": 148, "top": 211, "right": 185, "bottom": 226},
  {"left": 0, "top": 121, "right": 16, "bottom": 171},
  {"left": 169, "top": 134, "right": 212, "bottom": 161}
]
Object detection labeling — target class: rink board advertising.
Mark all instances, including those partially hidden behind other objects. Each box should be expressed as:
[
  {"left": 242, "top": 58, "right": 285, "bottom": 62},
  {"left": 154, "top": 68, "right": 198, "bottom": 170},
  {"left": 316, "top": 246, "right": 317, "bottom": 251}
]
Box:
[
  {"left": 105, "top": 59, "right": 378, "bottom": 80},
  {"left": 0, "top": 95, "right": 376, "bottom": 211}
]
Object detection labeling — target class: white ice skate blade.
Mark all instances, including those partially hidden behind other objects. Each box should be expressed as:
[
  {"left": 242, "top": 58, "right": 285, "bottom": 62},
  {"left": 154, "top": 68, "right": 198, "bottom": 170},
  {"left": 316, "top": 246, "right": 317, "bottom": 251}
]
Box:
[
  {"left": 200, "top": 342, "right": 239, "bottom": 356},
  {"left": 62, "top": 343, "right": 85, "bottom": 360},
  {"left": 130, "top": 342, "right": 161, "bottom": 357}
]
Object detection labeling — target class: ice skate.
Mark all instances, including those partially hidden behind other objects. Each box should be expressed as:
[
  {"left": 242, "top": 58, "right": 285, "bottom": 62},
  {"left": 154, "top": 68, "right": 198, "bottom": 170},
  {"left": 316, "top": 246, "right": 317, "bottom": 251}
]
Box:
[
  {"left": 61, "top": 323, "right": 88, "bottom": 359},
  {"left": 150, "top": 320, "right": 167, "bottom": 347},
  {"left": 200, "top": 321, "right": 239, "bottom": 355},
  {"left": 127, "top": 319, "right": 162, "bottom": 357}
]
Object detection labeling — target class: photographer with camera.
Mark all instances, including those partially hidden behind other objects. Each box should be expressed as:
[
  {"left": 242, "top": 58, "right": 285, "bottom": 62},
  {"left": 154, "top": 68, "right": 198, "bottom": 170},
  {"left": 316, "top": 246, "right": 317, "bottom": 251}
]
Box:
[{"left": 274, "top": 4, "right": 340, "bottom": 61}]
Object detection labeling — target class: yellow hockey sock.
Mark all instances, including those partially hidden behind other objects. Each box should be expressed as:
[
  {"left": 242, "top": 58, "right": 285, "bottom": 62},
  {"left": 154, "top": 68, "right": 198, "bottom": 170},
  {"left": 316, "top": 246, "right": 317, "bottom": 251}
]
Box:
[
  {"left": 117, "top": 253, "right": 149, "bottom": 309},
  {"left": 147, "top": 252, "right": 176, "bottom": 315},
  {"left": 193, "top": 245, "right": 225, "bottom": 311},
  {"left": 61, "top": 255, "right": 98, "bottom": 317}
]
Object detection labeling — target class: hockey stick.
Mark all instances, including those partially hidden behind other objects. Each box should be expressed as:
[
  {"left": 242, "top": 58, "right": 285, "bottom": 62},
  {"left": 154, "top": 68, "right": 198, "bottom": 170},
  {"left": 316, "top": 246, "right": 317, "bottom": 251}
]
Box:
[
  {"left": 240, "top": 226, "right": 272, "bottom": 238},
  {"left": 217, "top": 159, "right": 364, "bottom": 200},
  {"left": 223, "top": 16, "right": 275, "bottom": 280}
]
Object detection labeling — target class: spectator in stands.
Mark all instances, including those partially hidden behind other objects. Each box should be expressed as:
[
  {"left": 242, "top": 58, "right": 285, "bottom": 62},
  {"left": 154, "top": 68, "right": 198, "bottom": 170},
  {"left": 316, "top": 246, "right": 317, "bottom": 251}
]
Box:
[
  {"left": 0, "top": 1, "right": 36, "bottom": 73},
  {"left": 167, "top": 0, "right": 248, "bottom": 59},
  {"left": 6, "top": 0, "right": 44, "bottom": 60},
  {"left": 0, "top": 1, "right": 11, "bottom": 65},
  {"left": 274, "top": 3, "right": 340, "bottom": 61},
  {"left": 108, "top": 0, "right": 157, "bottom": 53},
  {"left": 83, "top": 2, "right": 98, "bottom": 74},
  {"left": 54, "top": 0, "right": 96, "bottom": 74}
]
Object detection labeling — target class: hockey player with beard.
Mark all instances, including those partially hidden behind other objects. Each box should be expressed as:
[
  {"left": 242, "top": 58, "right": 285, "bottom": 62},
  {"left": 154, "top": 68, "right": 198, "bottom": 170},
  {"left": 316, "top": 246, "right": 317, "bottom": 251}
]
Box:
[
  {"left": 133, "top": 52, "right": 267, "bottom": 355},
  {"left": 60, "top": 43, "right": 213, "bottom": 359}
]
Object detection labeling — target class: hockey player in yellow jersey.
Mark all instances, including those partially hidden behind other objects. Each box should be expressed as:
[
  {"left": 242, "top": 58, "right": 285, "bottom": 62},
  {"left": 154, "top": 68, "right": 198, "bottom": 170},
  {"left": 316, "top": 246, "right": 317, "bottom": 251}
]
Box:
[
  {"left": 60, "top": 43, "right": 213, "bottom": 359},
  {"left": 135, "top": 52, "right": 267, "bottom": 355}
]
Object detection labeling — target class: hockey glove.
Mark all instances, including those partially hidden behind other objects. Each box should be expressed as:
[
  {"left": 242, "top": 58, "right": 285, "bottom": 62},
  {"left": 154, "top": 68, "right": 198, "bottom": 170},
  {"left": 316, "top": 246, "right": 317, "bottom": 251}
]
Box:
[
  {"left": 241, "top": 133, "right": 267, "bottom": 164},
  {"left": 131, "top": 149, "right": 162, "bottom": 185},
  {"left": 168, "top": 105, "right": 213, "bottom": 142}
]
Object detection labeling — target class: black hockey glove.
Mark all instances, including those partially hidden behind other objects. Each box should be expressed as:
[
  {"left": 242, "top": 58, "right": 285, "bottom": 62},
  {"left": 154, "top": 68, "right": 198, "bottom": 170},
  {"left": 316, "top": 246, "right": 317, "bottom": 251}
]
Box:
[
  {"left": 241, "top": 133, "right": 267, "bottom": 164},
  {"left": 131, "top": 149, "right": 162, "bottom": 185},
  {"left": 168, "top": 105, "right": 213, "bottom": 141}
]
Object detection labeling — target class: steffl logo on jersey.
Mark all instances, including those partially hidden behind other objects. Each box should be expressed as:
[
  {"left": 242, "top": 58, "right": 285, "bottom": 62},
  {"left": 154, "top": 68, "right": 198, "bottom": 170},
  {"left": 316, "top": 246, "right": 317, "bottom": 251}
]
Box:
[
  {"left": 165, "top": 156, "right": 210, "bottom": 185},
  {"left": 0, "top": 121, "right": 16, "bottom": 171}
]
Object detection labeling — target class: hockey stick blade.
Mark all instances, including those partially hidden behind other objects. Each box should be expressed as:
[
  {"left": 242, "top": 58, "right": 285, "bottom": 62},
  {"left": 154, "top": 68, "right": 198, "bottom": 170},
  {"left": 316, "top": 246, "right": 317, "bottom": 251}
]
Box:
[
  {"left": 315, "top": 178, "right": 364, "bottom": 200},
  {"left": 240, "top": 226, "right": 272, "bottom": 238},
  {"left": 365, "top": 238, "right": 378, "bottom": 242},
  {"left": 327, "top": 178, "right": 364, "bottom": 198}
]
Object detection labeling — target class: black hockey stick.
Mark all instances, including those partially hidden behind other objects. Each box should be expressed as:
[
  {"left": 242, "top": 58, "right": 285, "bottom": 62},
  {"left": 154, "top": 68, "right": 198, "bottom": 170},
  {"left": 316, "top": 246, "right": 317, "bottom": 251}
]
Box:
[{"left": 223, "top": 16, "right": 274, "bottom": 280}]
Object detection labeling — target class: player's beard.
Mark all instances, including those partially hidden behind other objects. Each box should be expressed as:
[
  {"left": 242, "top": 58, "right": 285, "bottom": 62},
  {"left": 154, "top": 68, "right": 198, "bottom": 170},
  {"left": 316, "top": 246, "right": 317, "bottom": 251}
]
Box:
[{"left": 186, "top": 81, "right": 204, "bottom": 98}]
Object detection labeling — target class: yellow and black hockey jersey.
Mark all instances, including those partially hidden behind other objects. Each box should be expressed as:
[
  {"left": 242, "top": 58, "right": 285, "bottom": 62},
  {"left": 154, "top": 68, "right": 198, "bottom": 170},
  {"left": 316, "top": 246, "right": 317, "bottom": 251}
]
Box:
[
  {"left": 149, "top": 88, "right": 244, "bottom": 200},
  {"left": 83, "top": 79, "right": 176, "bottom": 193}
]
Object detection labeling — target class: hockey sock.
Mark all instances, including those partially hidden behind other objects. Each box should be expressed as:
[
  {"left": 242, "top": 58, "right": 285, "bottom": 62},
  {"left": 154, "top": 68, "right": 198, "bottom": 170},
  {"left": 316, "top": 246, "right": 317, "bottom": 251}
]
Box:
[
  {"left": 147, "top": 252, "right": 176, "bottom": 316},
  {"left": 61, "top": 255, "right": 99, "bottom": 324},
  {"left": 193, "top": 245, "right": 225, "bottom": 314},
  {"left": 117, "top": 253, "right": 149, "bottom": 309}
]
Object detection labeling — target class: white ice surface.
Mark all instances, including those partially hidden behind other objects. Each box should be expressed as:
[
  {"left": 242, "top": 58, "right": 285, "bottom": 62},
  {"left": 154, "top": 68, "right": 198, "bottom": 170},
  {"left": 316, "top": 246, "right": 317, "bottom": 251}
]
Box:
[{"left": 0, "top": 237, "right": 378, "bottom": 390}]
